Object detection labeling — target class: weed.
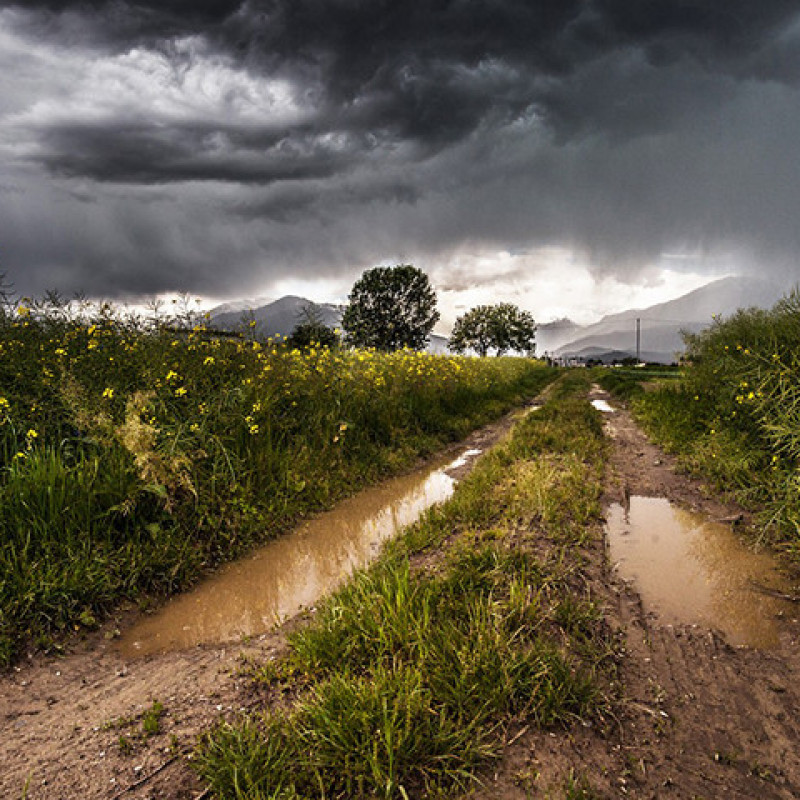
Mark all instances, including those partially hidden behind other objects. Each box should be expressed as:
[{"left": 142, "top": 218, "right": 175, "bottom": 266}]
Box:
[
  {"left": 562, "top": 768, "right": 600, "bottom": 799},
  {"left": 632, "top": 289, "right": 800, "bottom": 553},
  {"left": 142, "top": 700, "right": 165, "bottom": 737}
]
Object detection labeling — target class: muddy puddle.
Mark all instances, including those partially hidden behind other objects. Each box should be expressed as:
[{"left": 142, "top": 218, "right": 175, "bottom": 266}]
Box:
[
  {"left": 607, "top": 496, "right": 794, "bottom": 647},
  {"left": 119, "top": 448, "right": 482, "bottom": 658}
]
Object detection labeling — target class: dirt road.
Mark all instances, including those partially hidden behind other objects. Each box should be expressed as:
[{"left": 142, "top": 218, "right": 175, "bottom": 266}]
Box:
[
  {"left": 0, "top": 407, "right": 529, "bottom": 800},
  {"left": 3, "top": 392, "right": 800, "bottom": 799},
  {"left": 479, "top": 387, "right": 800, "bottom": 799}
]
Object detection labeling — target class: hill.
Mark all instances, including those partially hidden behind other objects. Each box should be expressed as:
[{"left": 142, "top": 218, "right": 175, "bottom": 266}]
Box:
[{"left": 553, "top": 276, "right": 786, "bottom": 363}]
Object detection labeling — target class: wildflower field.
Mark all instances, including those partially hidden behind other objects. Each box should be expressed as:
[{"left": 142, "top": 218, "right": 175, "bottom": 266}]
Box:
[
  {"left": 0, "top": 302, "right": 554, "bottom": 665},
  {"left": 626, "top": 290, "right": 800, "bottom": 555}
]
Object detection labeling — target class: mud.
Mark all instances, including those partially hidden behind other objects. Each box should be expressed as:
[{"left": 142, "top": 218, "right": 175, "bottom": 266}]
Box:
[{"left": 0, "top": 405, "right": 530, "bottom": 800}]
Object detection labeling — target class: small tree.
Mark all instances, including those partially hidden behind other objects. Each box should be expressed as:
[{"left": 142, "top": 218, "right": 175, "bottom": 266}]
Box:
[
  {"left": 342, "top": 265, "right": 439, "bottom": 351},
  {"left": 449, "top": 303, "right": 536, "bottom": 357},
  {"left": 286, "top": 303, "right": 340, "bottom": 349}
]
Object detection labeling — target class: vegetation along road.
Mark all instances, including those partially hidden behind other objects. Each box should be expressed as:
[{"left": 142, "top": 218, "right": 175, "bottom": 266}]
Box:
[{"left": 3, "top": 291, "right": 800, "bottom": 798}]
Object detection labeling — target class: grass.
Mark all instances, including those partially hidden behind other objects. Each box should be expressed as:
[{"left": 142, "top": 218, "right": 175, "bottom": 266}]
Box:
[
  {"left": 630, "top": 289, "right": 800, "bottom": 556},
  {"left": 0, "top": 298, "right": 556, "bottom": 666},
  {"left": 593, "top": 364, "right": 682, "bottom": 403},
  {"left": 194, "top": 371, "right": 613, "bottom": 799}
]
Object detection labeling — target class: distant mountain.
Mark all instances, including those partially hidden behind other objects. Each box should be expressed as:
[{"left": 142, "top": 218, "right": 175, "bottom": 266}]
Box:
[
  {"left": 208, "top": 276, "right": 789, "bottom": 363},
  {"left": 536, "top": 318, "right": 582, "bottom": 354},
  {"left": 554, "top": 276, "right": 787, "bottom": 363},
  {"left": 210, "top": 295, "right": 344, "bottom": 338},
  {"left": 209, "top": 294, "right": 449, "bottom": 352}
]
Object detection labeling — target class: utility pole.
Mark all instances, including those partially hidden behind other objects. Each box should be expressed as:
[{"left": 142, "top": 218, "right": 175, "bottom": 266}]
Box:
[{"left": 636, "top": 317, "right": 641, "bottom": 363}]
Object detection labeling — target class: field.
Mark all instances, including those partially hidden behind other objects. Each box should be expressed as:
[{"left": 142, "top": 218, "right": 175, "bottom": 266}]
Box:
[
  {"left": 0, "top": 303, "right": 555, "bottom": 666},
  {"left": 5, "top": 294, "right": 800, "bottom": 799}
]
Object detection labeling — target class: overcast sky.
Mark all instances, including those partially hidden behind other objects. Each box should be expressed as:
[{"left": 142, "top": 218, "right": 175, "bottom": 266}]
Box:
[{"left": 1, "top": 0, "right": 799, "bottom": 327}]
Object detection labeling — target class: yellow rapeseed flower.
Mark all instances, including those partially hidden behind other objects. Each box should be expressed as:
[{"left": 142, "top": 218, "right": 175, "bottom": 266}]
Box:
[{"left": 102, "top": 387, "right": 114, "bottom": 399}]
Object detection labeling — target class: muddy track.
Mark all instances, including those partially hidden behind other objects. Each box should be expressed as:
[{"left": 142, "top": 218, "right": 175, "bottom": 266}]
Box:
[
  {"left": 4, "top": 391, "right": 800, "bottom": 800},
  {"left": 0, "top": 406, "right": 533, "bottom": 800},
  {"left": 478, "top": 387, "right": 800, "bottom": 799}
]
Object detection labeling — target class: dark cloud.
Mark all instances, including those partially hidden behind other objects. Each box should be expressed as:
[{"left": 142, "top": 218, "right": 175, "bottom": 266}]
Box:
[
  {"left": 1, "top": 0, "right": 799, "bottom": 300},
  {"left": 32, "top": 122, "right": 357, "bottom": 184}
]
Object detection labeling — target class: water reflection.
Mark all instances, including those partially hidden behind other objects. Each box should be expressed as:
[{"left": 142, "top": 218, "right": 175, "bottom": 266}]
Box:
[
  {"left": 119, "top": 449, "right": 480, "bottom": 657},
  {"left": 607, "top": 496, "right": 792, "bottom": 647},
  {"left": 591, "top": 399, "right": 615, "bottom": 413}
]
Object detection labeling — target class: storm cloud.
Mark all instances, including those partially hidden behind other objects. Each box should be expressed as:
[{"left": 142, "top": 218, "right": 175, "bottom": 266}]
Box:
[{"left": 1, "top": 0, "right": 799, "bottom": 300}]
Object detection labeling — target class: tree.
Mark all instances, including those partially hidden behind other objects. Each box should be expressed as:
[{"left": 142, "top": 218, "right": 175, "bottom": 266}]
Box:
[
  {"left": 286, "top": 303, "right": 340, "bottom": 349},
  {"left": 342, "top": 265, "right": 439, "bottom": 351},
  {"left": 449, "top": 303, "right": 536, "bottom": 357}
]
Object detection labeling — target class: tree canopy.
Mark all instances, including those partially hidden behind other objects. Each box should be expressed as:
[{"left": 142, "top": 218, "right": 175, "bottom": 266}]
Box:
[
  {"left": 449, "top": 303, "right": 536, "bottom": 357},
  {"left": 341, "top": 265, "right": 439, "bottom": 351}
]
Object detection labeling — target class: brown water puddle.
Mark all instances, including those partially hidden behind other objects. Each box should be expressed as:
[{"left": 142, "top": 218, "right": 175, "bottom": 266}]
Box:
[
  {"left": 607, "top": 496, "right": 793, "bottom": 648},
  {"left": 119, "top": 448, "right": 482, "bottom": 658}
]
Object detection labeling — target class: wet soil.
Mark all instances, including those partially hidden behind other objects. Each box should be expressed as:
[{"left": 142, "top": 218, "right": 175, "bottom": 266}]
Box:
[
  {"left": 476, "top": 386, "right": 800, "bottom": 799},
  {"left": 0, "top": 405, "right": 531, "bottom": 800},
  {"left": 5, "top": 389, "right": 800, "bottom": 800}
]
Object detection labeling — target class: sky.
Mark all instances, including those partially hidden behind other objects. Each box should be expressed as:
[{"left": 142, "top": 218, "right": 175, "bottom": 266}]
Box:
[{"left": 1, "top": 0, "right": 800, "bottom": 329}]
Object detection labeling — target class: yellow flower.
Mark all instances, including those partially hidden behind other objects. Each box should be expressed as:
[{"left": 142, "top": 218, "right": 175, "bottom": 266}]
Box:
[
  {"left": 174, "top": 386, "right": 188, "bottom": 397},
  {"left": 0, "top": 397, "right": 9, "bottom": 412},
  {"left": 203, "top": 356, "right": 215, "bottom": 366},
  {"left": 102, "top": 387, "right": 114, "bottom": 399},
  {"left": 26, "top": 428, "right": 38, "bottom": 439}
]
